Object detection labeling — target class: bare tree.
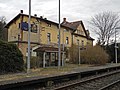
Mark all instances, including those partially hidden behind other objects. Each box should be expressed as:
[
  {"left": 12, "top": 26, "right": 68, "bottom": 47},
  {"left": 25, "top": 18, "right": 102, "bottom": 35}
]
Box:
[
  {"left": 0, "top": 16, "right": 6, "bottom": 23},
  {"left": 90, "top": 12, "right": 120, "bottom": 46},
  {"left": 0, "top": 16, "right": 6, "bottom": 40}
]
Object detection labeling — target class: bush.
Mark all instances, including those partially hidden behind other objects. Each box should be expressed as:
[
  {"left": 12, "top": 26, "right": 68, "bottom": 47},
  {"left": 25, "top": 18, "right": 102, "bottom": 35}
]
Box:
[
  {"left": 30, "top": 56, "right": 41, "bottom": 69},
  {"left": 81, "top": 46, "right": 109, "bottom": 65},
  {"left": 69, "top": 45, "right": 109, "bottom": 65},
  {"left": 69, "top": 45, "right": 79, "bottom": 63},
  {"left": 0, "top": 40, "right": 24, "bottom": 74}
]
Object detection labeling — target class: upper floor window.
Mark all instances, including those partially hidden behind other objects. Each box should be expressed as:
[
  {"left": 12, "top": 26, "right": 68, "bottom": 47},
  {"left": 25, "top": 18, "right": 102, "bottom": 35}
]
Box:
[
  {"left": 47, "top": 23, "right": 51, "bottom": 27},
  {"left": 18, "top": 23, "right": 21, "bottom": 29},
  {"left": 21, "top": 22, "right": 28, "bottom": 31},
  {"left": 19, "top": 22, "right": 38, "bottom": 33},
  {"left": 64, "top": 29, "right": 68, "bottom": 32},
  {"left": 77, "top": 30, "right": 80, "bottom": 34},
  {"left": 77, "top": 39, "right": 79, "bottom": 45},
  {"left": 87, "top": 42, "right": 89, "bottom": 45},
  {"left": 47, "top": 33, "right": 51, "bottom": 42},
  {"left": 66, "top": 37, "right": 69, "bottom": 44},
  {"left": 57, "top": 35, "right": 59, "bottom": 43},
  {"left": 80, "top": 31, "right": 84, "bottom": 35},
  {"left": 31, "top": 24, "right": 37, "bottom": 33},
  {"left": 81, "top": 40, "right": 84, "bottom": 47}
]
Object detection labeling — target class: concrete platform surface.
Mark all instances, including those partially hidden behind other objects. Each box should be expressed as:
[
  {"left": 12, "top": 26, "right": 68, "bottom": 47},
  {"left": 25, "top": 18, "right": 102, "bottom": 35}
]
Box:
[{"left": 0, "top": 63, "right": 120, "bottom": 86}]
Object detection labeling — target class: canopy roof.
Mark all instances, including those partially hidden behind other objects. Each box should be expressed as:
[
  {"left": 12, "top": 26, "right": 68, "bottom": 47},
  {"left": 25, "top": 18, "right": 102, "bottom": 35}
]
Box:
[{"left": 34, "top": 46, "right": 63, "bottom": 53}]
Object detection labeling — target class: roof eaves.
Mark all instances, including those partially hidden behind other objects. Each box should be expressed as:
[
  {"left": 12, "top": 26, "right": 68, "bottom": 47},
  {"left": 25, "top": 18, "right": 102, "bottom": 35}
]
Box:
[
  {"left": 80, "top": 21, "right": 88, "bottom": 37},
  {"left": 87, "top": 37, "right": 95, "bottom": 41},
  {"left": 5, "top": 13, "right": 74, "bottom": 32},
  {"left": 72, "top": 33, "right": 88, "bottom": 38},
  {"left": 5, "top": 13, "right": 21, "bottom": 28}
]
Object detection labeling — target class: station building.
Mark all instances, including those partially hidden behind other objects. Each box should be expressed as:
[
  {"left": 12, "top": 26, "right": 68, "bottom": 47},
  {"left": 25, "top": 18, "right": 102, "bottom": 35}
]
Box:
[{"left": 5, "top": 10, "right": 94, "bottom": 67}]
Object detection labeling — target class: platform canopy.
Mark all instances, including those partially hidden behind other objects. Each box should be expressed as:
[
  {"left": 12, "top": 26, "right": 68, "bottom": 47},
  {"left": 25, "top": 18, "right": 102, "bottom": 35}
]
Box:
[{"left": 33, "top": 46, "right": 63, "bottom": 53}]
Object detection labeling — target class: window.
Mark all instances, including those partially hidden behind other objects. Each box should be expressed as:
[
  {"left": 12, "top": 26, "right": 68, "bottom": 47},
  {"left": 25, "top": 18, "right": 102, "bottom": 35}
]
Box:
[
  {"left": 18, "top": 23, "right": 21, "bottom": 29},
  {"left": 47, "top": 23, "right": 51, "bottom": 27},
  {"left": 31, "top": 24, "right": 37, "bottom": 33},
  {"left": 57, "top": 35, "right": 59, "bottom": 43},
  {"left": 47, "top": 33, "right": 51, "bottom": 43},
  {"left": 81, "top": 40, "right": 84, "bottom": 47},
  {"left": 26, "top": 48, "right": 32, "bottom": 53},
  {"left": 21, "top": 22, "right": 28, "bottom": 31},
  {"left": 87, "top": 42, "right": 89, "bottom": 45},
  {"left": 20, "top": 22, "right": 38, "bottom": 33},
  {"left": 66, "top": 37, "right": 69, "bottom": 44},
  {"left": 77, "top": 30, "right": 80, "bottom": 34},
  {"left": 64, "top": 29, "right": 68, "bottom": 32},
  {"left": 80, "top": 31, "right": 84, "bottom": 35},
  {"left": 77, "top": 39, "right": 79, "bottom": 45}
]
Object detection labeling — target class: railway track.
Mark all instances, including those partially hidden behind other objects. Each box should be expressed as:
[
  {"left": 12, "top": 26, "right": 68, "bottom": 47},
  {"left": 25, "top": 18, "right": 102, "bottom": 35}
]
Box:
[
  {"left": 99, "top": 79, "right": 120, "bottom": 90},
  {"left": 48, "top": 70, "right": 120, "bottom": 90}
]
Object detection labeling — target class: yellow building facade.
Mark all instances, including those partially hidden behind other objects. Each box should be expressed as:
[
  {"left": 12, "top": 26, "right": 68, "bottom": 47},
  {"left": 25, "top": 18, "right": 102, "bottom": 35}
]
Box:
[{"left": 5, "top": 10, "right": 94, "bottom": 67}]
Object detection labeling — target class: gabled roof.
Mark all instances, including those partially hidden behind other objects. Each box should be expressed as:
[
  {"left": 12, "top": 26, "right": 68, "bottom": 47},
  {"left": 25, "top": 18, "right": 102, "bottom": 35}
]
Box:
[
  {"left": 61, "top": 21, "right": 81, "bottom": 30},
  {"left": 5, "top": 13, "right": 21, "bottom": 28},
  {"left": 5, "top": 13, "right": 74, "bottom": 31},
  {"left": 61, "top": 19, "right": 94, "bottom": 41},
  {"left": 5, "top": 13, "right": 94, "bottom": 41},
  {"left": 62, "top": 20, "right": 88, "bottom": 36}
]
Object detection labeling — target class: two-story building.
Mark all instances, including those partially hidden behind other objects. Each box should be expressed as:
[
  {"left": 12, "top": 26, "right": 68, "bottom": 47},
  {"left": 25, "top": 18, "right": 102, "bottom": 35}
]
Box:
[
  {"left": 62, "top": 18, "right": 94, "bottom": 48},
  {"left": 5, "top": 10, "right": 94, "bottom": 67}
]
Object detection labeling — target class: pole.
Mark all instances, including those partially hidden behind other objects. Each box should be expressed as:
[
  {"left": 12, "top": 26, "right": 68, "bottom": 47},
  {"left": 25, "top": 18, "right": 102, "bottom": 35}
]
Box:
[
  {"left": 27, "top": 0, "right": 31, "bottom": 73},
  {"left": 38, "top": 22, "right": 40, "bottom": 43},
  {"left": 62, "top": 30, "right": 64, "bottom": 66},
  {"left": 58, "top": 0, "right": 61, "bottom": 67},
  {"left": 43, "top": 52, "right": 46, "bottom": 68},
  {"left": 115, "top": 28, "right": 117, "bottom": 64},
  {"left": 78, "top": 41, "right": 80, "bottom": 65}
]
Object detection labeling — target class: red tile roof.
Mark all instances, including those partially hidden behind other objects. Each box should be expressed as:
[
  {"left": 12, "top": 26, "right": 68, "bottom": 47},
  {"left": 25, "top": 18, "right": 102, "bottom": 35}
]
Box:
[
  {"left": 62, "top": 19, "right": 94, "bottom": 41},
  {"left": 62, "top": 21, "right": 81, "bottom": 30}
]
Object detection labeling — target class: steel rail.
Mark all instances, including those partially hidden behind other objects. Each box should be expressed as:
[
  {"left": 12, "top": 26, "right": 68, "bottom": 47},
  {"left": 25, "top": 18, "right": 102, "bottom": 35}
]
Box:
[
  {"left": 53, "top": 70, "right": 120, "bottom": 90},
  {"left": 99, "top": 79, "right": 120, "bottom": 90}
]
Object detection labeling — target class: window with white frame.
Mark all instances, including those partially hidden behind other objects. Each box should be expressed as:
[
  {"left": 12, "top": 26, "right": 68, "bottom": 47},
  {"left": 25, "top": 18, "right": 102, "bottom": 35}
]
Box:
[
  {"left": 47, "top": 33, "right": 51, "bottom": 43},
  {"left": 66, "top": 37, "right": 69, "bottom": 44},
  {"left": 81, "top": 40, "right": 84, "bottom": 47},
  {"left": 77, "top": 30, "right": 80, "bottom": 34},
  {"left": 77, "top": 39, "right": 79, "bottom": 45},
  {"left": 57, "top": 35, "right": 59, "bottom": 43}
]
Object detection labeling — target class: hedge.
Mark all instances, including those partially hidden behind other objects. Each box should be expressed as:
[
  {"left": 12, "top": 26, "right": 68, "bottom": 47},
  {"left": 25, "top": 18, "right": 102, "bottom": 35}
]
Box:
[{"left": 0, "top": 40, "right": 24, "bottom": 74}]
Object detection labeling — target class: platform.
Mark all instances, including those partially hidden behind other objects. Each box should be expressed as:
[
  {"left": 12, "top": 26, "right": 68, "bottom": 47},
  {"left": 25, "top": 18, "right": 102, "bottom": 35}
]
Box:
[{"left": 0, "top": 63, "right": 120, "bottom": 89}]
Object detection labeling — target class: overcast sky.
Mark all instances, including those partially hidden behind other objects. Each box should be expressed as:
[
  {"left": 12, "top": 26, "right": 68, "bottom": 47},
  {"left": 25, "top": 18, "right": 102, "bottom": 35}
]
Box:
[{"left": 0, "top": 0, "right": 120, "bottom": 44}]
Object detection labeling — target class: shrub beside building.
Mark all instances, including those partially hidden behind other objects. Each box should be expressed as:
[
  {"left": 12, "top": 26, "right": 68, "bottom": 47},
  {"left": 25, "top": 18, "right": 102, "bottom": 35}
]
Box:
[
  {"left": 81, "top": 46, "right": 109, "bottom": 65},
  {"left": 69, "top": 45, "right": 109, "bottom": 65},
  {"left": 0, "top": 40, "right": 24, "bottom": 74}
]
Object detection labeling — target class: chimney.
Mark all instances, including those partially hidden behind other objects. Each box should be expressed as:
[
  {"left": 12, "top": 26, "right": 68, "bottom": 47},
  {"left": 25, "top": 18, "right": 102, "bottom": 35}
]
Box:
[
  {"left": 44, "top": 18, "right": 47, "bottom": 20},
  {"left": 40, "top": 16, "right": 43, "bottom": 19},
  {"left": 20, "top": 10, "right": 23, "bottom": 13},
  {"left": 63, "top": 18, "right": 66, "bottom": 22},
  {"left": 34, "top": 14, "right": 37, "bottom": 17}
]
